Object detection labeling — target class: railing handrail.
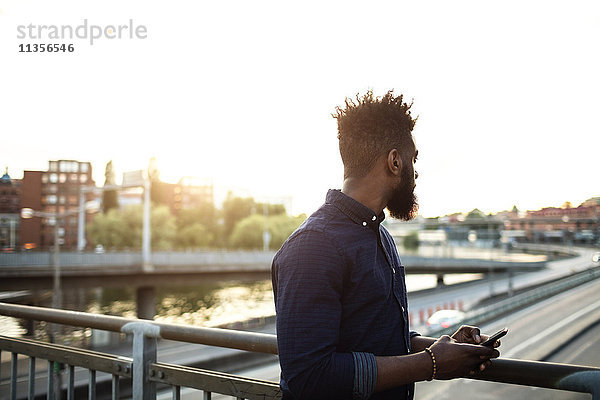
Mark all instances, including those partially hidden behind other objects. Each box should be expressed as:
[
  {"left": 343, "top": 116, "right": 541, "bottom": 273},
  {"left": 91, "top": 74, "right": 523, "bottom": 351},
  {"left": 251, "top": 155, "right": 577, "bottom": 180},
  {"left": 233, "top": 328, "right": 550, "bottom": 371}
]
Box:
[
  {"left": 1, "top": 302, "right": 599, "bottom": 398},
  {"left": 0, "top": 302, "right": 278, "bottom": 354},
  {"left": 472, "top": 358, "right": 600, "bottom": 396}
]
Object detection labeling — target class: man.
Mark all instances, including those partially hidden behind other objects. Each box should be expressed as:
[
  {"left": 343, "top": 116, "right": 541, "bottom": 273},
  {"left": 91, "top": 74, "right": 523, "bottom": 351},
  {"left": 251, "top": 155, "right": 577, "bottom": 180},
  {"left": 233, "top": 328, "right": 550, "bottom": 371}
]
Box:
[{"left": 271, "top": 90, "right": 499, "bottom": 400}]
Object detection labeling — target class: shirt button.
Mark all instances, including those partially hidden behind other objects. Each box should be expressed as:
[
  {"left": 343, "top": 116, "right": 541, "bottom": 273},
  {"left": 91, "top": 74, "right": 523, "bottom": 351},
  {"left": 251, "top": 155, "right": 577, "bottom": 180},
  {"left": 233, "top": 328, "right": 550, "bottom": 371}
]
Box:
[
  {"left": 362, "top": 221, "right": 367, "bottom": 226},
  {"left": 371, "top": 216, "right": 376, "bottom": 221},
  {"left": 402, "top": 306, "right": 405, "bottom": 313}
]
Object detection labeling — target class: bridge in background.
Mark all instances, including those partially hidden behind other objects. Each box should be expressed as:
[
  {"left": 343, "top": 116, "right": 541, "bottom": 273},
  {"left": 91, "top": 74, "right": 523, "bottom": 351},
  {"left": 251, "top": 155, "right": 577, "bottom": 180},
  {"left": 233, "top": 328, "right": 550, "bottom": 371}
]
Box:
[
  {"left": 0, "top": 247, "right": 561, "bottom": 319},
  {"left": 0, "top": 249, "right": 551, "bottom": 290}
]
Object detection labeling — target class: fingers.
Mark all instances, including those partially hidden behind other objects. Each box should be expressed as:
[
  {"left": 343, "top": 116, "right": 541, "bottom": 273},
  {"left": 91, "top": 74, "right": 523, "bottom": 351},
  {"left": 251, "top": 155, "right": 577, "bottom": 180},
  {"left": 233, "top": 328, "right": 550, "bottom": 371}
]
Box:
[
  {"left": 479, "top": 348, "right": 500, "bottom": 360},
  {"left": 479, "top": 360, "right": 492, "bottom": 371},
  {"left": 452, "top": 325, "right": 483, "bottom": 344},
  {"left": 481, "top": 360, "right": 492, "bottom": 371},
  {"left": 470, "top": 327, "right": 481, "bottom": 343},
  {"left": 437, "top": 334, "right": 453, "bottom": 343},
  {"left": 464, "top": 342, "right": 495, "bottom": 355},
  {"left": 468, "top": 360, "right": 493, "bottom": 377}
]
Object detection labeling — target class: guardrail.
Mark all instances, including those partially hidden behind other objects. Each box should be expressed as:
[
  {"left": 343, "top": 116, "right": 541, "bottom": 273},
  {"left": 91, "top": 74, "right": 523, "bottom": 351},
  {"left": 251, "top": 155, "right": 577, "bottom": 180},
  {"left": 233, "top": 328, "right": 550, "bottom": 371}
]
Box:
[
  {"left": 430, "top": 266, "right": 600, "bottom": 337},
  {"left": 0, "top": 250, "right": 547, "bottom": 276},
  {"left": 1, "top": 303, "right": 599, "bottom": 399},
  {"left": 0, "top": 251, "right": 277, "bottom": 268},
  {"left": 512, "top": 243, "right": 581, "bottom": 257}
]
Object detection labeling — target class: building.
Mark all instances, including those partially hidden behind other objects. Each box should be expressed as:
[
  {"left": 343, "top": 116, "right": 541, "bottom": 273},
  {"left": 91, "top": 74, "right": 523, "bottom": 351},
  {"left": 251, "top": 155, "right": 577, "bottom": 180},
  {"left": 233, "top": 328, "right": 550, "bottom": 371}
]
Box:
[
  {"left": 149, "top": 177, "right": 214, "bottom": 214},
  {"left": 580, "top": 197, "right": 600, "bottom": 208},
  {"left": 20, "top": 160, "right": 96, "bottom": 250},
  {"left": 20, "top": 170, "right": 43, "bottom": 250},
  {"left": 173, "top": 177, "right": 214, "bottom": 212},
  {"left": 0, "top": 169, "right": 21, "bottom": 250},
  {"left": 503, "top": 199, "right": 600, "bottom": 244}
]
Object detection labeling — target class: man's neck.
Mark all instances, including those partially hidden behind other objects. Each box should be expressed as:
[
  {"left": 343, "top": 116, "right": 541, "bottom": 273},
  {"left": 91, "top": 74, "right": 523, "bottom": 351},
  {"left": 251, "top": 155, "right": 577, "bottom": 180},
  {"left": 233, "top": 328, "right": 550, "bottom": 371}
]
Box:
[{"left": 341, "top": 176, "right": 387, "bottom": 216}]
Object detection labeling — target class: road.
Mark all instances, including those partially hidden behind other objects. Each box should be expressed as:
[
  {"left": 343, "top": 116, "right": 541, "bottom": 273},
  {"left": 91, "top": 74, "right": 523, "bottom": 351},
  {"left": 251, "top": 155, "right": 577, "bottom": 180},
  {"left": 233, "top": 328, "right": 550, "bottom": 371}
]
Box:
[
  {"left": 413, "top": 271, "right": 600, "bottom": 399},
  {"left": 407, "top": 247, "right": 598, "bottom": 330}
]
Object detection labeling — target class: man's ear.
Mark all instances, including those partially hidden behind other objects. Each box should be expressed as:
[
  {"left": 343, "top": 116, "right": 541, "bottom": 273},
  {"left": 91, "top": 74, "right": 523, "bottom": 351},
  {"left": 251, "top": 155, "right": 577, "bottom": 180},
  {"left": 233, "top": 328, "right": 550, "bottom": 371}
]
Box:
[{"left": 387, "top": 149, "right": 402, "bottom": 176}]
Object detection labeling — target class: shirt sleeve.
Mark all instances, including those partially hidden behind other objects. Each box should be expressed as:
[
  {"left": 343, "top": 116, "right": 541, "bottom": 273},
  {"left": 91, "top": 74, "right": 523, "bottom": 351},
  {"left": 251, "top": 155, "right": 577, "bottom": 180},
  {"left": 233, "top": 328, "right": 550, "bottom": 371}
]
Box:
[
  {"left": 352, "top": 352, "right": 377, "bottom": 400},
  {"left": 272, "top": 230, "right": 354, "bottom": 400}
]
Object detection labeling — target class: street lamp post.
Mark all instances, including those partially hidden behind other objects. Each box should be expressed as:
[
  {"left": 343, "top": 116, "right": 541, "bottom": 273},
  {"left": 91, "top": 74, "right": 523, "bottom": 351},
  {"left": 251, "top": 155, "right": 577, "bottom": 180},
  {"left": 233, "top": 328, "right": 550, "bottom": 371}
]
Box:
[
  {"left": 21, "top": 208, "right": 79, "bottom": 314},
  {"left": 52, "top": 216, "right": 61, "bottom": 311}
]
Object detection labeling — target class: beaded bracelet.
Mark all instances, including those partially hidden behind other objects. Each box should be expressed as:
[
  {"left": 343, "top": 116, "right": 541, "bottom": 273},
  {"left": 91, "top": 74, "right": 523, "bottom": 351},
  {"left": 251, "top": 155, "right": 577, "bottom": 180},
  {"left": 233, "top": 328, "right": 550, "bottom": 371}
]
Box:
[{"left": 424, "top": 347, "right": 437, "bottom": 381}]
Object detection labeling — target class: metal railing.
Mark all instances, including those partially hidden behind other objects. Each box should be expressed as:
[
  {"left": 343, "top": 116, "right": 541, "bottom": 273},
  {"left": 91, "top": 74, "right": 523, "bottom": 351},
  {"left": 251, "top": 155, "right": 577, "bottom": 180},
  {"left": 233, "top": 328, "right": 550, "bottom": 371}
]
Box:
[
  {"left": 0, "top": 250, "right": 547, "bottom": 272},
  {"left": 0, "top": 251, "right": 277, "bottom": 268},
  {"left": 1, "top": 302, "right": 599, "bottom": 399},
  {"left": 0, "top": 302, "right": 278, "bottom": 400},
  {"left": 430, "top": 266, "right": 600, "bottom": 337}
]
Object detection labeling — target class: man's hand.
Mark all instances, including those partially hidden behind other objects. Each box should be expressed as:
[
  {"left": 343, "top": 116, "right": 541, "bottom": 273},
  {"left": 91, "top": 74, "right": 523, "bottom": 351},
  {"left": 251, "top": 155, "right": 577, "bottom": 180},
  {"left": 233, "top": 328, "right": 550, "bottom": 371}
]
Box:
[
  {"left": 428, "top": 335, "right": 499, "bottom": 380},
  {"left": 452, "top": 325, "right": 502, "bottom": 348},
  {"left": 451, "top": 325, "right": 483, "bottom": 344}
]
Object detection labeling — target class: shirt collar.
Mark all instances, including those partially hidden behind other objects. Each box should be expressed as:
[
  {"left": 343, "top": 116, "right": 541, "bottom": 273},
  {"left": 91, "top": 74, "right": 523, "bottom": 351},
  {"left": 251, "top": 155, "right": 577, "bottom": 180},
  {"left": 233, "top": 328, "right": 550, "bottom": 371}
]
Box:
[{"left": 326, "top": 189, "right": 385, "bottom": 231}]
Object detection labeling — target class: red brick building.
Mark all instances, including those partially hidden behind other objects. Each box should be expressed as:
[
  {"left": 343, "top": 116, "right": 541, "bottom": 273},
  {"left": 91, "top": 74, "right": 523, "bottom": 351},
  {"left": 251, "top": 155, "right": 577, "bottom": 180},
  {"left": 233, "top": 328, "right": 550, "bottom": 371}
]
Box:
[
  {"left": 20, "top": 160, "right": 96, "bottom": 250},
  {"left": 151, "top": 177, "right": 214, "bottom": 214},
  {"left": 505, "top": 199, "right": 600, "bottom": 243}
]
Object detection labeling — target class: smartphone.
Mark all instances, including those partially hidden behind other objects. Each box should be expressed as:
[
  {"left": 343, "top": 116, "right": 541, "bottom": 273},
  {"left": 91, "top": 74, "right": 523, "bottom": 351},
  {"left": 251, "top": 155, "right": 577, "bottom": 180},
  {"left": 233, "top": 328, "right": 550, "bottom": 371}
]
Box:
[{"left": 481, "top": 328, "right": 508, "bottom": 347}]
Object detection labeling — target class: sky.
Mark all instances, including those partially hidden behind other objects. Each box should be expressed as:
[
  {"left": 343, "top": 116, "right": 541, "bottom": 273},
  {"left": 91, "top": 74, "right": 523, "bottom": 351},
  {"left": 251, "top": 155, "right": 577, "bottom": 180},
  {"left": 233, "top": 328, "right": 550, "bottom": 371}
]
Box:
[{"left": 1, "top": 1, "right": 599, "bottom": 217}]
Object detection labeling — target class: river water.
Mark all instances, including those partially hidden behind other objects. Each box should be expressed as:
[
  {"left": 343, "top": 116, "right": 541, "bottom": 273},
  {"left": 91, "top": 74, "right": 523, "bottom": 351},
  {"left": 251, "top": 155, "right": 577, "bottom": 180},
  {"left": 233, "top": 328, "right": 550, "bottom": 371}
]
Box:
[{"left": 0, "top": 245, "right": 546, "bottom": 342}]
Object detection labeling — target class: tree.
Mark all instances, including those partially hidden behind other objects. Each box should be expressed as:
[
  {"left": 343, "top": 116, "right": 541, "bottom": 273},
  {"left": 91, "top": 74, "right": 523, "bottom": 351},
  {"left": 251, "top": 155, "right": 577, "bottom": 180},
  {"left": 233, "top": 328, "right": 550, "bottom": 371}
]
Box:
[
  {"left": 151, "top": 205, "right": 177, "bottom": 250},
  {"left": 102, "top": 160, "right": 118, "bottom": 213},
  {"left": 403, "top": 231, "right": 420, "bottom": 250},
  {"left": 221, "top": 192, "right": 256, "bottom": 241},
  {"left": 229, "top": 213, "right": 306, "bottom": 250},
  {"left": 88, "top": 205, "right": 176, "bottom": 250},
  {"left": 177, "top": 203, "right": 217, "bottom": 232},
  {"left": 228, "top": 214, "right": 263, "bottom": 249},
  {"left": 256, "top": 202, "right": 286, "bottom": 217},
  {"left": 176, "top": 223, "right": 213, "bottom": 249},
  {"left": 87, "top": 208, "right": 130, "bottom": 249},
  {"left": 176, "top": 204, "right": 218, "bottom": 248},
  {"left": 466, "top": 208, "right": 485, "bottom": 219},
  {"left": 148, "top": 157, "right": 167, "bottom": 205}
]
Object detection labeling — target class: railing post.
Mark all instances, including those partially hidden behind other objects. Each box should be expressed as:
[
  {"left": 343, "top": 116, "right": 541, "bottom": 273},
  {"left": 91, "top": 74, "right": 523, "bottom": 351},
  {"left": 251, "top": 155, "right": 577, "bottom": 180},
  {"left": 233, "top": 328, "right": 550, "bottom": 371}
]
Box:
[
  {"left": 28, "top": 357, "right": 36, "bottom": 400},
  {"left": 122, "top": 321, "right": 160, "bottom": 400},
  {"left": 11, "top": 352, "right": 17, "bottom": 400}
]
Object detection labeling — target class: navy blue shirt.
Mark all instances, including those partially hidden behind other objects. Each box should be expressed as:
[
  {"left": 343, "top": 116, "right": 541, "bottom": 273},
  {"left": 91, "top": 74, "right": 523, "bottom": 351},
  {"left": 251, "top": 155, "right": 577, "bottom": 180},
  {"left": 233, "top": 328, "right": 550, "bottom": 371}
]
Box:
[{"left": 272, "top": 190, "right": 419, "bottom": 400}]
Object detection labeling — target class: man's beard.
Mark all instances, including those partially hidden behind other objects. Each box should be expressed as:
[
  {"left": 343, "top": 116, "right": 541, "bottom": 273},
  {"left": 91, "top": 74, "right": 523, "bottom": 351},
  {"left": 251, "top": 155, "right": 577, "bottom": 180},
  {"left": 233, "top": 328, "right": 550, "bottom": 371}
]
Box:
[{"left": 387, "top": 169, "right": 418, "bottom": 221}]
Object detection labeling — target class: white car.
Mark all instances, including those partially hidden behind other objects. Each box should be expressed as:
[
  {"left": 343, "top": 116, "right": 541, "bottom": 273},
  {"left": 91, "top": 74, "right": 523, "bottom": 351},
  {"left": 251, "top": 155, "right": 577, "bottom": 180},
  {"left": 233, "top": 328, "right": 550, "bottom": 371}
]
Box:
[{"left": 426, "top": 309, "right": 466, "bottom": 330}]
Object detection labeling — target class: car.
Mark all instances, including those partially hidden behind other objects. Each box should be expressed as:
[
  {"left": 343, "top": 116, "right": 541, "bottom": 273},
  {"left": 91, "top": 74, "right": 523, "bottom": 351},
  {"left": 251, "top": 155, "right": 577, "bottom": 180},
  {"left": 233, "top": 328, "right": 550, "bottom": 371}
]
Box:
[
  {"left": 94, "top": 244, "right": 105, "bottom": 254},
  {"left": 426, "top": 309, "right": 466, "bottom": 330},
  {"left": 593, "top": 252, "right": 600, "bottom": 263}
]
